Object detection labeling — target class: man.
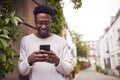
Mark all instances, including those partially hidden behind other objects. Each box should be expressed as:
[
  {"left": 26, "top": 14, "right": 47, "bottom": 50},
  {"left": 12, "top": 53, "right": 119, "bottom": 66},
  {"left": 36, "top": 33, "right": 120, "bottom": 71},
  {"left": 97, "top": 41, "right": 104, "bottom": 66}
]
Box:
[{"left": 18, "top": 5, "right": 73, "bottom": 80}]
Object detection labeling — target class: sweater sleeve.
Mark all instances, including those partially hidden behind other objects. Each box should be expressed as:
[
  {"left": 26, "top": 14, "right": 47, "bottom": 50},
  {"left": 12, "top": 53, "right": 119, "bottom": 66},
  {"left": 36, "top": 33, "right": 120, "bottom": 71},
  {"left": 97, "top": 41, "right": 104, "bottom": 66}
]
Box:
[
  {"left": 18, "top": 38, "right": 32, "bottom": 76},
  {"left": 56, "top": 43, "right": 73, "bottom": 75}
]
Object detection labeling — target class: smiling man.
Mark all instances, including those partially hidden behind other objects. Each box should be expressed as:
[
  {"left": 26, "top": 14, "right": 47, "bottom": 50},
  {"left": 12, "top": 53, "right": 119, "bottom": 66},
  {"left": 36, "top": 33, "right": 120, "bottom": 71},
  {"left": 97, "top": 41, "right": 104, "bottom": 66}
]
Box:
[{"left": 18, "top": 5, "right": 73, "bottom": 80}]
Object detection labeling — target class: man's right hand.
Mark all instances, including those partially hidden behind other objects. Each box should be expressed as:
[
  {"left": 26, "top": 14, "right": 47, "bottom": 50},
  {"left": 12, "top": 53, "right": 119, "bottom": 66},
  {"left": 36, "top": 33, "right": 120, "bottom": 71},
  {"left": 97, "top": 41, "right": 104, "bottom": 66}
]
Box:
[{"left": 28, "top": 50, "right": 49, "bottom": 66}]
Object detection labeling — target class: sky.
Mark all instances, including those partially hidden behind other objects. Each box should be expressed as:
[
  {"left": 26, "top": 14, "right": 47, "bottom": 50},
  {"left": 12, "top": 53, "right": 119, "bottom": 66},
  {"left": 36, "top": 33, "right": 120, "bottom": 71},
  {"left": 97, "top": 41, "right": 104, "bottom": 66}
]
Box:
[{"left": 63, "top": 0, "right": 120, "bottom": 41}]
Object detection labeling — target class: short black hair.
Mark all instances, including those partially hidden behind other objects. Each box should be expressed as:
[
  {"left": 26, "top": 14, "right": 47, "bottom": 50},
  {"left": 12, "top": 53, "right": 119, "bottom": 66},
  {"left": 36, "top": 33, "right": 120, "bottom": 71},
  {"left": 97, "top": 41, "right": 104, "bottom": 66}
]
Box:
[{"left": 33, "top": 5, "right": 53, "bottom": 16}]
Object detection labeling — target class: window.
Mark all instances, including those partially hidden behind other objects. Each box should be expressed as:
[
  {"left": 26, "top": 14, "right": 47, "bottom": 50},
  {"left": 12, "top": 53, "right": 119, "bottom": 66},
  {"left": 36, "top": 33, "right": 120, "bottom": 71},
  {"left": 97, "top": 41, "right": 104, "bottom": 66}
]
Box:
[
  {"left": 117, "top": 28, "right": 120, "bottom": 45},
  {"left": 117, "top": 53, "right": 120, "bottom": 64},
  {"left": 111, "top": 55, "right": 116, "bottom": 67}
]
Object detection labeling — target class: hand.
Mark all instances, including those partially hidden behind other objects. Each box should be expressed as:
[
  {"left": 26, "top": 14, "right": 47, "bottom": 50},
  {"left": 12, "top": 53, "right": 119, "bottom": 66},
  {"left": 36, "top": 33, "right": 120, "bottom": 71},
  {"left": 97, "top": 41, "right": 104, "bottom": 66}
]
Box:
[
  {"left": 28, "top": 50, "right": 49, "bottom": 65},
  {"left": 46, "top": 50, "right": 60, "bottom": 66}
]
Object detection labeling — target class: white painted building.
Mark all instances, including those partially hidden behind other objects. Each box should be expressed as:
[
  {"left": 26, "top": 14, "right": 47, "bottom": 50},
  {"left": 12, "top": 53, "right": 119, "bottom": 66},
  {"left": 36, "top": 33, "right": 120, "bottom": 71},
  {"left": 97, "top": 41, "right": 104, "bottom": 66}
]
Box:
[
  {"left": 84, "top": 41, "right": 98, "bottom": 65},
  {"left": 65, "top": 26, "right": 77, "bottom": 66},
  {"left": 97, "top": 9, "right": 120, "bottom": 76},
  {"left": 96, "top": 35, "right": 107, "bottom": 69}
]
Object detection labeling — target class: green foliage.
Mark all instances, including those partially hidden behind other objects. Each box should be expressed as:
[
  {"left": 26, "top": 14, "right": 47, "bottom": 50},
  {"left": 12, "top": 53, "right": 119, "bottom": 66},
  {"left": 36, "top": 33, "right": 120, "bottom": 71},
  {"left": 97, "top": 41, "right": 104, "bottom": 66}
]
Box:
[
  {"left": 0, "top": 0, "right": 22, "bottom": 79},
  {"left": 96, "top": 65, "right": 101, "bottom": 72},
  {"left": 74, "top": 64, "right": 80, "bottom": 73},
  {"left": 96, "top": 65, "right": 107, "bottom": 74},
  {"left": 72, "top": 32, "right": 88, "bottom": 57},
  {"left": 74, "top": 59, "right": 81, "bottom": 73},
  {"left": 71, "top": 0, "right": 82, "bottom": 9},
  {"left": 47, "top": 0, "right": 82, "bottom": 36},
  {"left": 47, "top": 0, "right": 66, "bottom": 36}
]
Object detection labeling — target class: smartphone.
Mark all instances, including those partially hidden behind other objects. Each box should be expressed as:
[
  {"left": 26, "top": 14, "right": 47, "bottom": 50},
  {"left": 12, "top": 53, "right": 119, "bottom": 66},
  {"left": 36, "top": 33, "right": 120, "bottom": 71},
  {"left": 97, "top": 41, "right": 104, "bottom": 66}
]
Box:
[{"left": 40, "top": 45, "right": 50, "bottom": 51}]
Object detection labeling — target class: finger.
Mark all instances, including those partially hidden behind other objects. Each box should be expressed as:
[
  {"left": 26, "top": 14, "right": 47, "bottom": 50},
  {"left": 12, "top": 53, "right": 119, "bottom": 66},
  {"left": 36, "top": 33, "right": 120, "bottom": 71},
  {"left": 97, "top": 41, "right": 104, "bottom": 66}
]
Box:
[
  {"left": 33, "top": 51, "right": 41, "bottom": 54},
  {"left": 48, "top": 53, "right": 56, "bottom": 59},
  {"left": 34, "top": 50, "right": 47, "bottom": 54},
  {"left": 36, "top": 54, "right": 48, "bottom": 58},
  {"left": 47, "top": 58, "right": 54, "bottom": 64},
  {"left": 45, "top": 50, "right": 52, "bottom": 54},
  {"left": 36, "top": 54, "right": 49, "bottom": 61},
  {"left": 35, "top": 57, "right": 48, "bottom": 62},
  {"left": 48, "top": 55, "right": 54, "bottom": 59}
]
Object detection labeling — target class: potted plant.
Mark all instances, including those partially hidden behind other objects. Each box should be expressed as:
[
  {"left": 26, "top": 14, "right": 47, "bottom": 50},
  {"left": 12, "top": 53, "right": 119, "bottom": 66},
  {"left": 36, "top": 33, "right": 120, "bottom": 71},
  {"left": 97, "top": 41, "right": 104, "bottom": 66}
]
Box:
[{"left": 115, "top": 65, "right": 120, "bottom": 77}]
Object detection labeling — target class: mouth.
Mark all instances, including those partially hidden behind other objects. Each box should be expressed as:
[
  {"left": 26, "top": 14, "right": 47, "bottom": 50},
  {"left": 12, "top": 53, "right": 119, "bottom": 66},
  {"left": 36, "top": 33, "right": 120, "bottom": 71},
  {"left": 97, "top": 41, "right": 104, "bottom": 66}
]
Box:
[
  {"left": 37, "top": 29, "right": 49, "bottom": 38},
  {"left": 37, "top": 28, "right": 46, "bottom": 32},
  {"left": 41, "top": 29, "right": 46, "bottom": 31},
  {"left": 40, "top": 29, "right": 47, "bottom": 33}
]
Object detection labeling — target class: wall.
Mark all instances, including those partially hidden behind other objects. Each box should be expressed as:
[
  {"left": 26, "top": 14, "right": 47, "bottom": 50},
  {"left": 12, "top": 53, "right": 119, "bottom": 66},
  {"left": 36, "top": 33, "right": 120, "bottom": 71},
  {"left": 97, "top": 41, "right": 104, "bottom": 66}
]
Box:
[{"left": 3, "top": 0, "right": 45, "bottom": 80}]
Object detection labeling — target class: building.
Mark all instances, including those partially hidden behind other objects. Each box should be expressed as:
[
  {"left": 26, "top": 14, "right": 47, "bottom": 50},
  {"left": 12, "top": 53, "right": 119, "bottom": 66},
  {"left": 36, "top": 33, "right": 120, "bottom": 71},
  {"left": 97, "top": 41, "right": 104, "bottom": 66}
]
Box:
[
  {"left": 97, "top": 9, "right": 120, "bottom": 76},
  {"left": 83, "top": 40, "right": 98, "bottom": 66},
  {"left": 65, "top": 26, "right": 77, "bottom": 66},
  {"left": 96, "top": 32, "right": 112, "bottom": 70}
]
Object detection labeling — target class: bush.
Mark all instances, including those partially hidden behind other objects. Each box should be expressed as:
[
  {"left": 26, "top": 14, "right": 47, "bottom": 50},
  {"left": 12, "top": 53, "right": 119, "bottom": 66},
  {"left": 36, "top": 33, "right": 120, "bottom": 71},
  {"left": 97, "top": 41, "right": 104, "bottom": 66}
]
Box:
[
  {"left": 96, "top": 65, "right": 107, "bottom": 74},
  {"left": 0, "top": 0, "right": 22, "bottom": 79},
  {"left": 96, "top": 65, "right": 102, "bottom": 72},
  {"left": 74, "top": 63, "right": 80, "bottom": 73}
]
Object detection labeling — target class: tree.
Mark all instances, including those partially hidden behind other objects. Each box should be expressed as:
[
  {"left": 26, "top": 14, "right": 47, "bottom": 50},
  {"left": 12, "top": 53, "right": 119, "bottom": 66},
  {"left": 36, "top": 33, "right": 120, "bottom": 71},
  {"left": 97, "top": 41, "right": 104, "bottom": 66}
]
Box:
[
  {"left": 72, "top": 32, "right": 88, "bottom": 58},
  {"left": 0, "top": 0, "right": 22, "bottom": 79},
  {"left": 71, "top": 0, "right": 82, "bottom": 9},
  {"left": 47, "top": 0, "right": 82, "bottom": 36}
]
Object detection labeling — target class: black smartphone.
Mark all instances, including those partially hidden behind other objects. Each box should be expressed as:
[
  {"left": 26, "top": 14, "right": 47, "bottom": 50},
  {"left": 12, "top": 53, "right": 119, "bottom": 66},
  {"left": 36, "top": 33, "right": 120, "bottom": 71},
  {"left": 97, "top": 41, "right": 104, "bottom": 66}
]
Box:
[{"left": 40, "top": 45, "right": 50, "bottom": 51}]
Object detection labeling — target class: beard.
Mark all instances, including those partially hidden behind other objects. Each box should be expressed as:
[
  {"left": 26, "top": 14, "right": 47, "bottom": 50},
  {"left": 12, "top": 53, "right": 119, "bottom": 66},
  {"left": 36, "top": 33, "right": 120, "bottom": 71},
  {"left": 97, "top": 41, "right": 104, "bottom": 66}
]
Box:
[{"left": 37, "top": 28, "right": 50, "bottom": 38}]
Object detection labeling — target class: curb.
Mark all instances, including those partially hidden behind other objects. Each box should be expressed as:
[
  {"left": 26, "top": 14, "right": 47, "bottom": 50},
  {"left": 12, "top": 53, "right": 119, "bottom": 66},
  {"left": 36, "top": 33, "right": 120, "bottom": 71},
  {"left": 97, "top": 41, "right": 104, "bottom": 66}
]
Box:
[{"left": 72, "top": 73, "right": 79, "bottom": 80}]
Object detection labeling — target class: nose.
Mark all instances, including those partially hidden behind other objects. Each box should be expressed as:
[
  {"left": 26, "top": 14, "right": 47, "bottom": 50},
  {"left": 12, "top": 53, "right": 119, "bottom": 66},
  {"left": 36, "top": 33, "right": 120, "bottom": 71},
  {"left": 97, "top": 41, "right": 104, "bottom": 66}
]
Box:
[{"left": 41, "top": 24, "right": 46, "bottom": 29}]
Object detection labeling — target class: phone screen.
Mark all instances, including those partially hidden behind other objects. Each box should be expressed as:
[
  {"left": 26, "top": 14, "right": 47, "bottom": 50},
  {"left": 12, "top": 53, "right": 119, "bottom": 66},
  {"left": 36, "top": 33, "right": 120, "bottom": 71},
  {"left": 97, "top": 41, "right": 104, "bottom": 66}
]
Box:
[{"left": 40, "top": 45, "right": 50, "bottom": 51}]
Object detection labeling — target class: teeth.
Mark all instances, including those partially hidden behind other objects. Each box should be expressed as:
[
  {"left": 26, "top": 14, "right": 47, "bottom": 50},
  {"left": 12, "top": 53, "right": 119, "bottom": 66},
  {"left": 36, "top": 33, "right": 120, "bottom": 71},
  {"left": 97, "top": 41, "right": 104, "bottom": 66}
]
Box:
[{"left": 41, "top": 30, "right": 46, "bottom": 32}]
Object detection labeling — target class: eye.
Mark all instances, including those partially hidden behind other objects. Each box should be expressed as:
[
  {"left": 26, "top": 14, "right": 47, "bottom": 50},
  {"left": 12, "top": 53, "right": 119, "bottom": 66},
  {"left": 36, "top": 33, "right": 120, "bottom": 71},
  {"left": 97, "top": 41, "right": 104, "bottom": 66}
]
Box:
[
  {"left": 36, "top": 21, "right": 51, "bottom": 27},
  {"left": 36, "top": 21, "right": 43, "bottom": 26},
  {"left": 45, "top": 21, "right": 51, "bottom": 26}
]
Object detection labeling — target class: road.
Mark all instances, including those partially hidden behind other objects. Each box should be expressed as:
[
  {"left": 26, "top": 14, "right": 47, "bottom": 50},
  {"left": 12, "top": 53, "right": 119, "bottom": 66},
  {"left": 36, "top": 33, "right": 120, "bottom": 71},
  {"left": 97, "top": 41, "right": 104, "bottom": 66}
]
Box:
[{"left": 75, "top": 67, "right": 120, "bottom": 80}]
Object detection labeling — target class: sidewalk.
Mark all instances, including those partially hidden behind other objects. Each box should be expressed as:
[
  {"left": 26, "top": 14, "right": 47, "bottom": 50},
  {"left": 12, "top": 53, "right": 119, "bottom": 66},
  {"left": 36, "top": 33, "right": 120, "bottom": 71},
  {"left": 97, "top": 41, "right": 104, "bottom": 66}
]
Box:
[
  {"left": 106, "top": 75, "right": 120, "bottom": 80},
  {"left": 72, "top": 72, "right": 120, "bottom": 80}
]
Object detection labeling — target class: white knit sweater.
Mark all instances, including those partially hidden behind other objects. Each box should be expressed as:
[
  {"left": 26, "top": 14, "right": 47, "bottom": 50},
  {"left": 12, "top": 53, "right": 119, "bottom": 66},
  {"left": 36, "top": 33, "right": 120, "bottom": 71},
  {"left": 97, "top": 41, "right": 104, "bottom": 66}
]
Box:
[{"left": 18, "top": 33, "right": 73, "bottom": 80}]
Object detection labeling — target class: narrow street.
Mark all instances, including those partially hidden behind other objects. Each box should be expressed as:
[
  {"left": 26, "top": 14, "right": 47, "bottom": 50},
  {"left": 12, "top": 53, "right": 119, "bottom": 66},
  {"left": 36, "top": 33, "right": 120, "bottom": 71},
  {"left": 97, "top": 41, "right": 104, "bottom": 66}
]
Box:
[{"left": 74, "top": 66, "right": 120, "bottom": 80}]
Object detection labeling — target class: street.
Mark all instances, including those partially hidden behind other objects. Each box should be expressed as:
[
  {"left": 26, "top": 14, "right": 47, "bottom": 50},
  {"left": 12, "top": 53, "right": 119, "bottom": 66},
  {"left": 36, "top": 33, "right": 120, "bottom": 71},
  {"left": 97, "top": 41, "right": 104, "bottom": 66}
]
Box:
[{"left": 75, "top": 67, "right": 120, "bottom": 80}]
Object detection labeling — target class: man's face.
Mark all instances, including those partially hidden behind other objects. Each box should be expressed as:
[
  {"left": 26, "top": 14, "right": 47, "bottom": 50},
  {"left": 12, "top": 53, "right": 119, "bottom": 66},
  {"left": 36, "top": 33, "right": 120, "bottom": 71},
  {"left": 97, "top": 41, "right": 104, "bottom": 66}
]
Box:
[{"left": 35, "top": 13, "right": 52, "bottom": 38}]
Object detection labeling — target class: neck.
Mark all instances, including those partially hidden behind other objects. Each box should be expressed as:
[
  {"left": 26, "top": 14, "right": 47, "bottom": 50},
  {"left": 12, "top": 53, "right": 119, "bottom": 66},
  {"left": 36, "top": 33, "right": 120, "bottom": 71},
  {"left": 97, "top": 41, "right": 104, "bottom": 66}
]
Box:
[{"left": 34, "top": 32, "right": 52, "bottom": 38}]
